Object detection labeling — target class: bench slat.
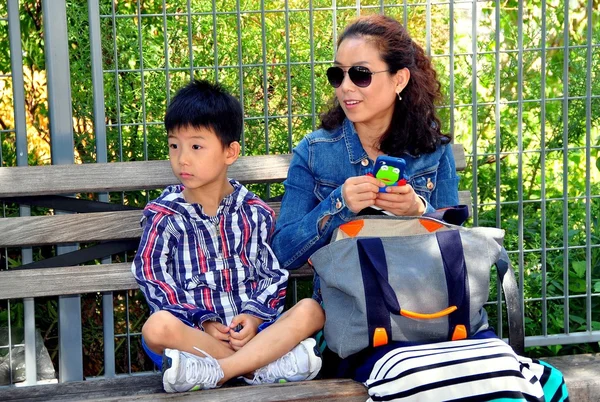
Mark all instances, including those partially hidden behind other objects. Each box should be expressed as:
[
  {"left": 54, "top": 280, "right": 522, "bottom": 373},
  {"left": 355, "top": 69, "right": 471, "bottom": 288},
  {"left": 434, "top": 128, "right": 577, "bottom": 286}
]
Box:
[
  {"left": 0, "top": 210, "right": 143, "bottom": 247},
  {"left": 452, "top": 143, "right": 466, "bottom": 171},
  {"left": 0, "top": 145, "right": 464, "bottom": 198},
  {"left": 0, "top": 263, "right": 313, "bottom": 300},
  {"left": 458, "top": 190, "right": 471, "bottom": 215},
  {"left": 0, "top": 154, "right": 292, "bottom": 198},
  {"left": 0, "top": 375, "right": 367, "bottom": 401},
  {"left": 1, "top": 263, "right": 138, "bottom": 299},
  {"left": 0, "top": 203, "right": 280, "bottom": 247}
]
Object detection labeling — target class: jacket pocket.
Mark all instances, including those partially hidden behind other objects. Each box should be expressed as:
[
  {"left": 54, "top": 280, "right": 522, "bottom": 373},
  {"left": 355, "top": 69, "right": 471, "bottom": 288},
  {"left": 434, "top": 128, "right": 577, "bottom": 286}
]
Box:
[
  {"left": 410, "top": 168, "right": 438, "bottom": 201},
  {"left": 185, "top": 255, "right": 253, "bottom": 292}
]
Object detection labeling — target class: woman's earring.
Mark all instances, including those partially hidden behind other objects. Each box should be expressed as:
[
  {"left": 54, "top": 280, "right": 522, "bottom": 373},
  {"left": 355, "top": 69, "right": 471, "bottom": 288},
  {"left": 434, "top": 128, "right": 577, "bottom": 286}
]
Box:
[{"left": 397, "top": 92, "right": 402, "bottom": 101}]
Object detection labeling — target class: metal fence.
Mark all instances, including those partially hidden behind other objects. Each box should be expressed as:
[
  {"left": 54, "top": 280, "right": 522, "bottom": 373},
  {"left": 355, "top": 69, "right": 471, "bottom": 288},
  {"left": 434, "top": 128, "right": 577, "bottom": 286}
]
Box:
[{"left": 0, "top": 0, "right": 598, "bottom": 386}]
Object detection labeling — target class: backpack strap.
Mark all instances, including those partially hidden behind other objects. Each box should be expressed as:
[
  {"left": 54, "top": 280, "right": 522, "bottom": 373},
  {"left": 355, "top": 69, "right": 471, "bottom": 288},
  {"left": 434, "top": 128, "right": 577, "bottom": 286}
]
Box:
[
  {"left": 357, "top": 233, "right": 471, "bottom": 346},
  {"left": 425, "top": 205, "right": 469, "bottom": 226},
  {"left": 436, "top": 230, "right": 470, "bottom": 340}
]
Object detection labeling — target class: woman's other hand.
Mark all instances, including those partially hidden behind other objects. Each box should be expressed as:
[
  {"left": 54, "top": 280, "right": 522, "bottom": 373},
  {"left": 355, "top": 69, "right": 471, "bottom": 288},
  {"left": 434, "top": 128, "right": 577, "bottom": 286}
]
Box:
[
  {"left": 342, "top": 175, "right": 385, "bottom": 213},
  {"left": 375, "top": 183, "right": 425, "bottom": 216}
]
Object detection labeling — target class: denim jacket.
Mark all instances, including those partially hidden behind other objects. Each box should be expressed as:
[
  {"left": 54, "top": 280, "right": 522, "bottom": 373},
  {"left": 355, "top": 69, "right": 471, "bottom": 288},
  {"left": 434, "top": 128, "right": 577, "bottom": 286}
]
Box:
[{"left": 272, "top": 118, "right": 459, "bottom": 277}]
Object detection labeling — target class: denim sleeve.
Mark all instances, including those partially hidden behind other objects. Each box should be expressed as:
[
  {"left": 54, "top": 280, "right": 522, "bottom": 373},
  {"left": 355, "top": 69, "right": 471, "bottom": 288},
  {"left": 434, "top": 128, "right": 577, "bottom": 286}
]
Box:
[
  {"left": 430, "top": 143, "right": 460, "bottom": 209},
  {"left": 420, "top": 195, "right": 435, "bottom": 214},
  {"left": 272, "top": 139, "right": 355, "bottom": 269}
]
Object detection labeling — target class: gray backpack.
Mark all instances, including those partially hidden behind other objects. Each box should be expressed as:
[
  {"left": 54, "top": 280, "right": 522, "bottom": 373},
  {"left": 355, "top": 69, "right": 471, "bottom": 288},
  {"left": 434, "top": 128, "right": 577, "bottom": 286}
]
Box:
[{"left": 309, "top": 214, "right": 507, "bottom": 358}]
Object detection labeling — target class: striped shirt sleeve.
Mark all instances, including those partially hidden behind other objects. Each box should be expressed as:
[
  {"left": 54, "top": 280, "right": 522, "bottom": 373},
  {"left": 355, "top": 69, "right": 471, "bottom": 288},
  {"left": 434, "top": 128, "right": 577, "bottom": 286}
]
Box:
[
  {"left": 131, "top": 209, "right": 220, "bottom": 327},
  {"left": 241, "top": 205, "right": 289, "bottom": 322}
]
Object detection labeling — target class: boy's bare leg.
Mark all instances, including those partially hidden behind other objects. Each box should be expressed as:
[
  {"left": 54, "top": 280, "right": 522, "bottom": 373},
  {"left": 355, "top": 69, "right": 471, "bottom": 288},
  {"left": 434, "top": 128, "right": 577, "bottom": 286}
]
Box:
[
  {"left": 217, "top": 298, "right": 325, "bottom": 384},
  {"left": 142, "top": 310, "right": 235, "bottom": 359}
]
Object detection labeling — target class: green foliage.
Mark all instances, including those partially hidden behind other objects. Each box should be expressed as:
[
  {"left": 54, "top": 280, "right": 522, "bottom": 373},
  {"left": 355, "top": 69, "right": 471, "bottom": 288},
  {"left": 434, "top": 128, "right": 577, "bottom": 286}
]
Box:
[{"left": 457, "top": 0, "right": 600, "bottom": 355}]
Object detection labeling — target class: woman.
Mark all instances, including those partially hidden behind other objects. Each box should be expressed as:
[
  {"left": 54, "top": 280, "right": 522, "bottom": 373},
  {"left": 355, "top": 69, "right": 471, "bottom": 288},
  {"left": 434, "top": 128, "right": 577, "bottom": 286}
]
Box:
[
  {"left": 273, "top": 14, "right": 458, "bottom": 279},
  {"left": 272, "top": 14, "right": 461, "bottom": 379},
  {"left": 272, "top": 18, "right": 569, "bottom": 400}
]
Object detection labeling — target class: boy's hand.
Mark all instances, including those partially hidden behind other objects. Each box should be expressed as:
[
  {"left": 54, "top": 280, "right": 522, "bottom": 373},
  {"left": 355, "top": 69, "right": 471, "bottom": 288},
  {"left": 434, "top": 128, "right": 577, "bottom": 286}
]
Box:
[
  {"left": 227, "top": 314, "right": 264, "bottom": 351},
  {"left": 203, "top": 321, "right": 231, "bottom": 344}
]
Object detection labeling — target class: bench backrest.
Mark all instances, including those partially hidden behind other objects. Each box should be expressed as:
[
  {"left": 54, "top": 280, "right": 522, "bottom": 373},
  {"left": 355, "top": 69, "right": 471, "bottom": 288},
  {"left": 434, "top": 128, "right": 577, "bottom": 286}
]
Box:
[{"left": 0, "top": 145, "right": 468, "bottom": 300}]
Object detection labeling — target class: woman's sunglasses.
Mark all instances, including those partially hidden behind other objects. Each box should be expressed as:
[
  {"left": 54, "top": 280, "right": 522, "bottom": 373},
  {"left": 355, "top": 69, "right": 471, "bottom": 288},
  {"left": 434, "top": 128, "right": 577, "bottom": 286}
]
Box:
[{"left": 326, "top": 66, "right": 389, "bottom": 88}]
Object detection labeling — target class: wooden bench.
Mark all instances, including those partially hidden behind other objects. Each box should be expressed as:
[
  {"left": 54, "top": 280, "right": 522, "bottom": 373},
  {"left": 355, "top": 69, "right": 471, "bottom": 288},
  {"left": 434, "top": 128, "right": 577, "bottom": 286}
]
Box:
[{"left": 0, "top": 144, "right": 550, "bottom": 401}]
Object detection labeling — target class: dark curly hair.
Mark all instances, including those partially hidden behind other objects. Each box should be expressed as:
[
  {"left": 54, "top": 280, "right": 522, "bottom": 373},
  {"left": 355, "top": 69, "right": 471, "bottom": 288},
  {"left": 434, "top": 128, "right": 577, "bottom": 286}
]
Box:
[{"left": 320, "top": 14, "right": 450, "bottom": 155}]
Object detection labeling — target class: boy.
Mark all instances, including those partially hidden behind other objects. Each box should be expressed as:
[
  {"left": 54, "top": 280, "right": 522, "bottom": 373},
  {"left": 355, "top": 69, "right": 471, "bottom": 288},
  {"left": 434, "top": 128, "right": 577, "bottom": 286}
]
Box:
[{"left": 132, "top": 80, "right": 325, "bottom": 393}]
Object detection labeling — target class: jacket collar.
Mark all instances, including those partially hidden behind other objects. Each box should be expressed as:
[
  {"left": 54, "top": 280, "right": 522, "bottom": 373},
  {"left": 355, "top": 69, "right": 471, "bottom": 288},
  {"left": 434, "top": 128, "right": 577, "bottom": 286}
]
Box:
[
  {"left": 342, "top": 118, "right": 369, "bottom": 164},
  {"left": 145, "top": 180, "right": 247, "bottom": 220}
]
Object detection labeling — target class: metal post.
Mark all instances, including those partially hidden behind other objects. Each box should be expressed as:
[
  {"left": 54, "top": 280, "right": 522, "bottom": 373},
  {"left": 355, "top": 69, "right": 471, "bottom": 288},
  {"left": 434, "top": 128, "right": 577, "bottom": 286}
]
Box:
[
  {"left": 493, "top": 0, "right": 503, "bottom": 339},
  {"left": 42, "top": 0, "right": 83, "bottom": 382},
  {"left": 8, "top": 0, "right": 37, "bottom": 386},
  {"left": 561, "top": 0, "right": 570, "bottom": 338},
  {"left": 540, "top": 0, "right": 548, "bottom": 338},
  {"left": 235, "top": 0, "right": 246, "bottom": 153},
  {"left": 470, "top": 0, "right": 479, "bottom": 226},
  {"left": 516, "top": 0, "right": 525, "bottom": 328},
  {"left": 584, "top": 0, "right": 593, "bottom": 333},
  {"left": 88, "top": 0, "right": 115, "bottom": 379}
]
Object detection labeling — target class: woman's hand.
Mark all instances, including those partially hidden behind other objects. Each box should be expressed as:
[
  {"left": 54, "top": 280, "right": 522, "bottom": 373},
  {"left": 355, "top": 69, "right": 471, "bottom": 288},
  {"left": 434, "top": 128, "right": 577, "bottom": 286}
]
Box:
[
  {"left": 374, "top": 184, "right": 425, "bottom": 216},
  {"left": 227, "top": 314, "right": 264, "bottom": 351},
  {"left": 342, "top": 175, "right": 385, "bottom": 213}
]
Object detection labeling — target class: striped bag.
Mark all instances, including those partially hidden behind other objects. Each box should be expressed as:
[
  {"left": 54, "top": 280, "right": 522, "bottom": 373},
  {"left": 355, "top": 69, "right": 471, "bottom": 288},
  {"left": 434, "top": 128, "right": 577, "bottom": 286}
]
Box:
[{"left": 365, "top": 338, "right": 569, "bottom": 401}]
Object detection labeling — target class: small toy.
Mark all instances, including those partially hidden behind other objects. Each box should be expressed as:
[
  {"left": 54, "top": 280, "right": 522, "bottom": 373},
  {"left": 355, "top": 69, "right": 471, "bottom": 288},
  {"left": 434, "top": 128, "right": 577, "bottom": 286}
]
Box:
[{"left": 370, "top": 155, "right": 407, "bottom": 192}]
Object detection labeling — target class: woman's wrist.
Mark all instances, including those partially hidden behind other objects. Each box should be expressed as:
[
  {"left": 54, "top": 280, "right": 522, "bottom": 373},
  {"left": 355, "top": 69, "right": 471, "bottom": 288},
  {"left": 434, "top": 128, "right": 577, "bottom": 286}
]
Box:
[{"left": 415, "top": 194, "right": 427, "bottom": 216}]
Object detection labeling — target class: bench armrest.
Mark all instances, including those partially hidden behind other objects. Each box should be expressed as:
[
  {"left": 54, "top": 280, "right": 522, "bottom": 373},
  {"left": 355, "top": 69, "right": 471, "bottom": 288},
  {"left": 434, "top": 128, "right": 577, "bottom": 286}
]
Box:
[{"left": 497, "top": 248, "right": 525, "bottom": 355}]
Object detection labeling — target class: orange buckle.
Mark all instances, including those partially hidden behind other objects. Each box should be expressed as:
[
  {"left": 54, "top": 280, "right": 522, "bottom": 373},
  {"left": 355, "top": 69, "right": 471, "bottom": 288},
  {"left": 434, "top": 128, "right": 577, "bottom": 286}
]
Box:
[
  {"left": 373, "top": 327, "right": 389, "bottom": 347},
  {"left": 451, "top": 324, "right": 467, "bottom": 340}
]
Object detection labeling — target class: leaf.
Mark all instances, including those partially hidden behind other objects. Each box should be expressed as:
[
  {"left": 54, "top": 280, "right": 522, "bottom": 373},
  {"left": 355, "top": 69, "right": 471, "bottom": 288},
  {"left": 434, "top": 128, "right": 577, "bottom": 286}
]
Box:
[
  {"left": 569, "top": 279, "right": 587, "bottom": 293},
  {"left": 549, "top": 279, "right": 564, "bottom": 293},
  {"left": 6, "top": 256, "right": 21, "bottom": 268},
  {"left": 572, "top": 261, "right": 587, "bottom": 279}
]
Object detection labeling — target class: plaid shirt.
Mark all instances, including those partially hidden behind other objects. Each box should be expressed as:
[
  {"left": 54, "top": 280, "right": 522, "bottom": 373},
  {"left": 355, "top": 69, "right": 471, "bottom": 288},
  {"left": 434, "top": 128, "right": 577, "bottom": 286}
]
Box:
[{"left": 132, "top": 181, "right": 288, "bottom": 328}]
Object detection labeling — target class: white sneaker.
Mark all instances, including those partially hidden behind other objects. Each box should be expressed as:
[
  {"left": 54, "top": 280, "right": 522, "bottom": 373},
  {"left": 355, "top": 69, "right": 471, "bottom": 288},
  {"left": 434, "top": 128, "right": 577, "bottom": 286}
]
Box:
[
  {"left": 162, "top": 348, "right": 224, "bottom": 393},
  {"left": 245, "top": 338, "right": 322, "bottom": 385}
]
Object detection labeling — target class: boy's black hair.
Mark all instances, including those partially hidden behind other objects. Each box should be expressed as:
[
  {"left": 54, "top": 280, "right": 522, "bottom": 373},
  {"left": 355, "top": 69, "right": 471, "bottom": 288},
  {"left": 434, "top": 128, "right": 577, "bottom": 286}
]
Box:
[{"left": 165, "top": 79, "right": 243, "bottom": 146}]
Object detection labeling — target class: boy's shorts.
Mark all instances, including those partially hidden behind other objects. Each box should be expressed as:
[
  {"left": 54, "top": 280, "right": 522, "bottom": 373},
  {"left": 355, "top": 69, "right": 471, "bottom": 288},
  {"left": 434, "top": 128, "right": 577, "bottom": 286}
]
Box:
[
  {"left": 142, "top": 317, "right": 277, "bottom": 368},
  {"left": 142, "top": 336, "right": 164, "bottom": 368}
]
